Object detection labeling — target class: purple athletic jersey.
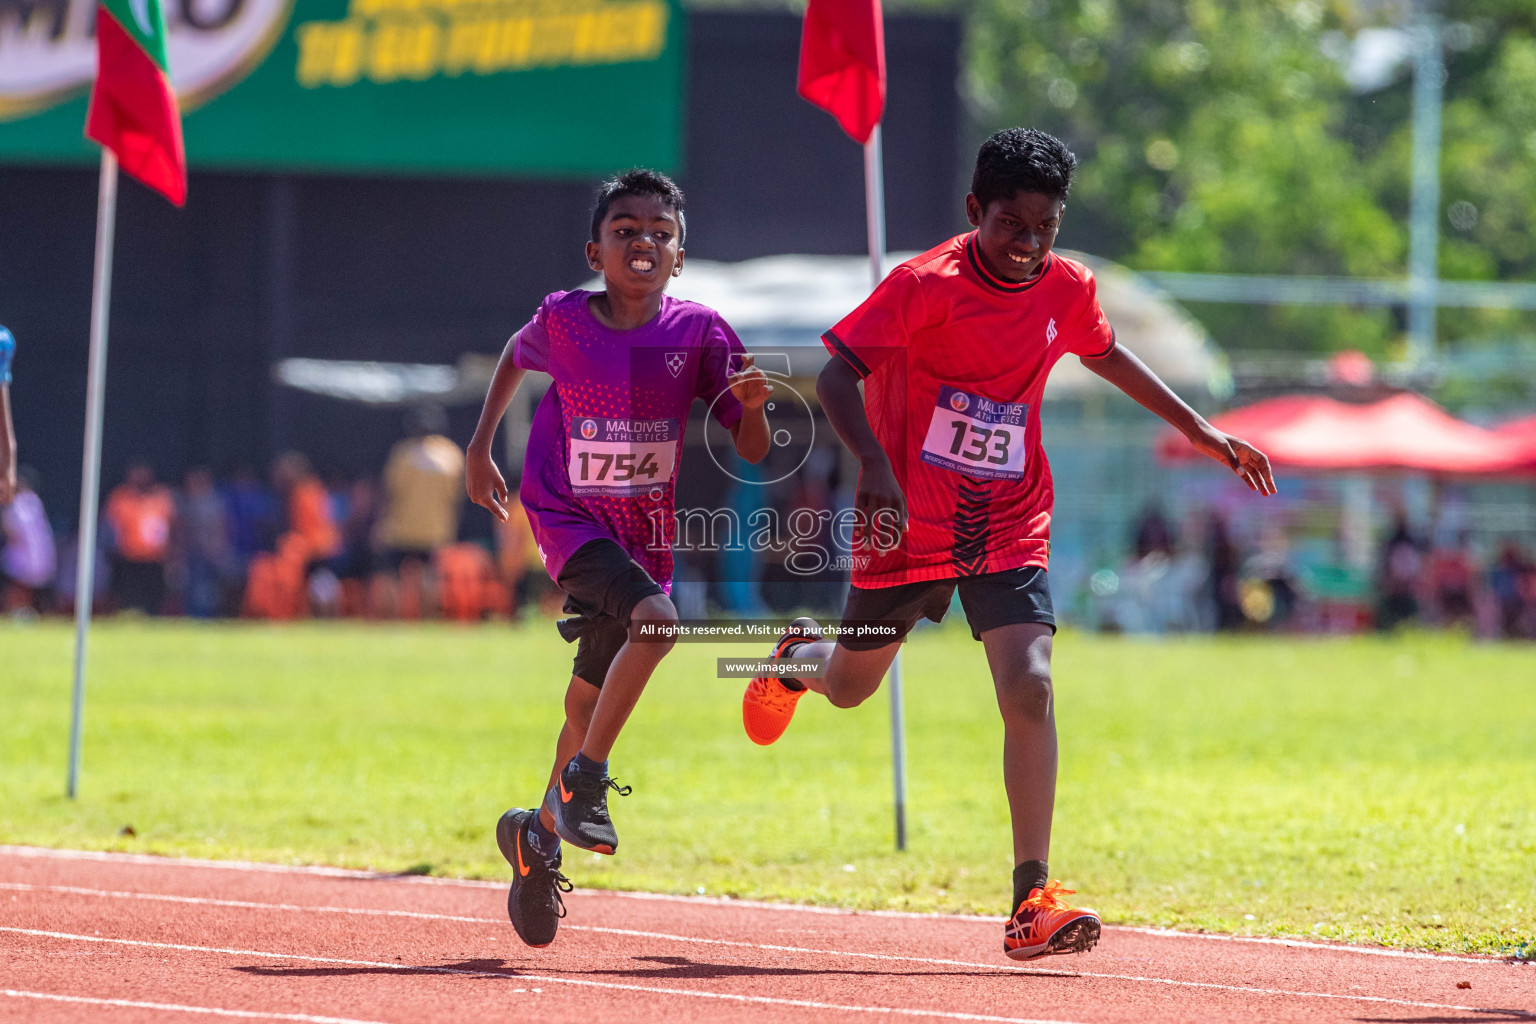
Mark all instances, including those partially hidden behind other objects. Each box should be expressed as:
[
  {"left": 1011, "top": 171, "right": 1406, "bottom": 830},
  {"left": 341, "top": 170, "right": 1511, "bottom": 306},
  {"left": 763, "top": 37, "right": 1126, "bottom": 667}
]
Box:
[{"left": 514, "top": 290, "right": 746, "bottom": 588}]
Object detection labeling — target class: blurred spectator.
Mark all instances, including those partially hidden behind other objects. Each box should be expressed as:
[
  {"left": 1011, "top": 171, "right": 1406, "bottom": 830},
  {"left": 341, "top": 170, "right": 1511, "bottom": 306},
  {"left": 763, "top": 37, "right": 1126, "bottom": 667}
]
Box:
[
  {"left": 1488, "top": 542, "right": 1534, "bottom": 639},
  {"left": 172, "top": 467, "right": 235, "bottom": 618},
  {"left": 239, "top": 453, "right": 340, "bottom": 620},
  {"left": 105, "top": 461, "right": 174, "bottom": 614},
  {"left": 1168, "top": 511, "right": 1213, "bottom": 632},
  {"left": 336, "top": 477, "right": 380, "bottom": 616},
  {"left": 495, "top": 489, "right": 558, "bottom": 619},
  {"left": 1133, "top": 504, "right": 1174, "bottom": 559},
  {"left": 0, "top": 324, "right": 15, "bottom": 506},
  {"left": 1243, "top": 525, "right": 1299, "bottom": 630},
  {"left": 224, "top": 463, "right": 280, "bottom": 563},
  {"left": 376, "top": 405, "right": 464, "bottom": 569},
  {"left": 273, "top": 452, "right": 341, "bottom": 567},
  {"left": 1207, "top": 513, "right": 1243, "bottom": 631},
  {"left": 1376, "top": 512, "right": 1424, "bottom": 631},
  {"left": 2, "top": 466, "right": 55, "bottom": 614},
  {"left": 53, "top": 529, "right": 110, "bottom": 616},
  {"left": 1428, "top": 531, "right": 1477, "bottom": 628}
]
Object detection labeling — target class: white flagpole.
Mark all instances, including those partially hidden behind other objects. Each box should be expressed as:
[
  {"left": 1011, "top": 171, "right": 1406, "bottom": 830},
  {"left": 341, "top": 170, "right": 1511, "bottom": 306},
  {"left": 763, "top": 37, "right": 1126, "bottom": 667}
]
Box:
[
  {"left": 69, "top": 149, "right": 119, "bottom": 800},
  {"left": 863, "top": 125, "right": 906, "bottom": 852}
]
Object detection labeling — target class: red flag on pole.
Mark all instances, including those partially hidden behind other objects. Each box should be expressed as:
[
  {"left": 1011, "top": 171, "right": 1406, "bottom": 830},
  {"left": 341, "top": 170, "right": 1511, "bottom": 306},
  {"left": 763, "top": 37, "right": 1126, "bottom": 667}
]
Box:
[
  {"left": 85, "top": 0, "right": 187, "bottom": 205},
  {"left": 797, "top": 0, "right": 886, "bottom": 144}
]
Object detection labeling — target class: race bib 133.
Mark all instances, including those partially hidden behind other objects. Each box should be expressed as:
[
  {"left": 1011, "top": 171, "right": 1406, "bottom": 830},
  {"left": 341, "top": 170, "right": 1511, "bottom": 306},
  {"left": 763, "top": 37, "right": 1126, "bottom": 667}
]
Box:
[{"left": 919, "top": 386, "right": 1028, "bottom": 480}]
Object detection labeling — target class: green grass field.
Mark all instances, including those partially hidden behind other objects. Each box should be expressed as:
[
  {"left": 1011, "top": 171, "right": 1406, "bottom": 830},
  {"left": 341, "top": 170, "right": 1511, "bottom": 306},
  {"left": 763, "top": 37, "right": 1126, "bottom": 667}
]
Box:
[{"left": 3, "top": 619, "right": 1533, "bottom": 956}]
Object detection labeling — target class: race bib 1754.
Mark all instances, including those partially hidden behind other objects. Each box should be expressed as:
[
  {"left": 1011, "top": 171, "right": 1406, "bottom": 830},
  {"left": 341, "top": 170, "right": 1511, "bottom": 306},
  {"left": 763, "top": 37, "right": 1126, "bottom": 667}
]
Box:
[
  {"left": 919, "top": 386, "right": 1028, "bottom": 480},
  {"left": 567, "top": 417, "right": 680, "bottom": 496}
]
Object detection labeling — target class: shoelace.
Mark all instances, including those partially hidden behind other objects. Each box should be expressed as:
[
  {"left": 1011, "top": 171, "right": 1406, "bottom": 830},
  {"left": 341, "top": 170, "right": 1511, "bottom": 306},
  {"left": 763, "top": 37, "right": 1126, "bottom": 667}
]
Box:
[
  {"left": 1019, "top": 880, "right": 1076, "bottom": 914},
  {"left": 567, "top": 773, "right": 633, "bottom": 823},
  {"left": 547, "top": 867, "right": 574, "bottom": 919},
  {"left": 753, "top": 678, "right": 804, "bottom": 714}
]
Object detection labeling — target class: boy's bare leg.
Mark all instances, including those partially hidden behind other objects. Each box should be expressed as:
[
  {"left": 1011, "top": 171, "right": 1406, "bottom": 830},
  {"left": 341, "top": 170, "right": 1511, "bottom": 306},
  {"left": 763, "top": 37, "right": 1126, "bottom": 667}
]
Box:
[
  {"left": 782, "top": 639, "right": 900, "bottom": 708},
  {"left": 538, "top": 677, "right": 600, "bottom": 832},
  {"left": 979, "top": 622, "right": 1057, "bottom": 864},
  {"left": 579, "top": 593, "right": 678, "bottom": 761}
]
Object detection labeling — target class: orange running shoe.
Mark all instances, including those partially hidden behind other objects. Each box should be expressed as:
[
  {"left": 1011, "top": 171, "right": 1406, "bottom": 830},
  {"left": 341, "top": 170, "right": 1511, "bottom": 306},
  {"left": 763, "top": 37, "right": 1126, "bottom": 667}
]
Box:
[
  {"left": 1003, "top": 881, "right": 1101, "bottom": 960},
  {"left": 742, "top": 617, "right": 822, "bottom": 746}
]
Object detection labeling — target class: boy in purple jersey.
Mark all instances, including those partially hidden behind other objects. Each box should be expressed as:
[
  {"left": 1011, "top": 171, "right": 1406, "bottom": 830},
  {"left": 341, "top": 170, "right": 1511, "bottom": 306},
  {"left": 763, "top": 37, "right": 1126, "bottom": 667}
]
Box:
[{"left": 466, "top": 170, "right": 773, "bottom": 948}]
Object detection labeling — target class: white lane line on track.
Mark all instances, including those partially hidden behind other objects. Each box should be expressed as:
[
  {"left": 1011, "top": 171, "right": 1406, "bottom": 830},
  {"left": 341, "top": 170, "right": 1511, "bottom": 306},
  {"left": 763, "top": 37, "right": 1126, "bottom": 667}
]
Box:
[
  {"left": 565, "top": 926, "right": 1536, "bottom": 1016},
  {"left": 0, "top": 883, "right": 489, "bottom": 925},
  {"left": 4, "top": 885, "right": 1532, "bottom": 1017},
  {"left": 1109, "top": 924, "right": 1525, "bottom": 963},
  {"left": 0, "top": 845, "right": 1512, "bottom": 965},
  {"left": 1, "top": 989, "right": 394, "bottom": 1024},
  {"left": 0, "top": 927, "right": 1085, "bottom": 1024}
]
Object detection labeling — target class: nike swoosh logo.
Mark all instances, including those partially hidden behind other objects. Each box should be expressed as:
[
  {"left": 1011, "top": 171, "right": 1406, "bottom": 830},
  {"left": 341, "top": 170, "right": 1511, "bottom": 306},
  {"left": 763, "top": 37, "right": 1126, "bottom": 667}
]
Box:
[
  {"left": 558, "top": 779, "right": 574, "bottom": 803},
  {"left": 515, "top": 839, "right": 530, "bottom": 877}
]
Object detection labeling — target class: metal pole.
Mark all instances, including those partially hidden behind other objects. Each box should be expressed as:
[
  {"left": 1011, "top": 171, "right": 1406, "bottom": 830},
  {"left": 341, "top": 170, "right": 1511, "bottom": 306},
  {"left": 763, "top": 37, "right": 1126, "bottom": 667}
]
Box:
[
  {"left": 864, "top": 126, "right": 906, "bottom": 852},
  {"left": 887, "top": 639, "right": 908, "bottom": 851},
  {"left": 1407, "top": 12, "right": 1443, "bottom": 364},
  {"left": 864, "top": 126, "right": 886, "bottom": 285},
  {"left": 69, "top": 149, "right": 119, "bottom": 800}
]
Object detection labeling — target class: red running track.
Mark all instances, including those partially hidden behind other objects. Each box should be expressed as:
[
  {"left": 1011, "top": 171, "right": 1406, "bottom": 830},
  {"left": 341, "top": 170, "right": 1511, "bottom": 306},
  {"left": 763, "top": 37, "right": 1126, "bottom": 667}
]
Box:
[{"left": 0, "top": 845, "right": 1530, "bottom": 1024}]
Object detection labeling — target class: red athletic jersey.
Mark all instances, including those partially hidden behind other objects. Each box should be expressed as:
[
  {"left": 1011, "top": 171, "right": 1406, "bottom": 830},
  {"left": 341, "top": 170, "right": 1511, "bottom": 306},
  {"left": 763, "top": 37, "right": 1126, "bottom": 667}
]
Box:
[{"left": 822, "top": 232, "right": 1115, "bottom": 587}]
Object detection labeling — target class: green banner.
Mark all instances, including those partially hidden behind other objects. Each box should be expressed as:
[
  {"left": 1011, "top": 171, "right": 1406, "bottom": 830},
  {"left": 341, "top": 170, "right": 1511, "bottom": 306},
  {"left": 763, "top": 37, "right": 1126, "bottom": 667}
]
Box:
[{"left": 0, "top": 0, "right": 684, "bottom": 176}]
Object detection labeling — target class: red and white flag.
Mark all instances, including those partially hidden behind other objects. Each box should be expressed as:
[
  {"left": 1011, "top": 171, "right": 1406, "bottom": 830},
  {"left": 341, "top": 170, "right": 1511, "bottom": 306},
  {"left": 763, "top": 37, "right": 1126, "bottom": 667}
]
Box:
[{"left": 797, "top": 0, "right": 886, "bottom": 144}]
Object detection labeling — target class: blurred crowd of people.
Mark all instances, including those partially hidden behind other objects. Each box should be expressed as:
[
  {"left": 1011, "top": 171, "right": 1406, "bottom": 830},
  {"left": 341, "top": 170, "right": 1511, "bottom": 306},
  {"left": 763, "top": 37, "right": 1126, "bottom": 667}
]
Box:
[
  {"left": 0, "top": 407, "right": 558, "bottom": 623},
  {"left": 6, "top": 411, "right": 1536, "bottom": 639},
  {"left": 1092, "top": 506, "right": 1536, "bottom": 639}
]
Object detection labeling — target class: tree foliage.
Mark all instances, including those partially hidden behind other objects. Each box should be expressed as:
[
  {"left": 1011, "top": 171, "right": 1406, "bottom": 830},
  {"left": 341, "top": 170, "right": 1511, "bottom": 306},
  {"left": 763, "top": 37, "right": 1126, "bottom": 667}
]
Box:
[{"left": 691, "top": 0, "right": 1536, "bottom": 355}]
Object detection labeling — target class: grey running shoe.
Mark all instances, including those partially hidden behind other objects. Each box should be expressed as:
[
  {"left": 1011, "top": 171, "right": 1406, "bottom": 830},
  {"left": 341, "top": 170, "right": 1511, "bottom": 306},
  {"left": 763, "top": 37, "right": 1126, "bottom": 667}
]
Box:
[{"left": 542, "top": 758, "right": 632, "bottom": 855}]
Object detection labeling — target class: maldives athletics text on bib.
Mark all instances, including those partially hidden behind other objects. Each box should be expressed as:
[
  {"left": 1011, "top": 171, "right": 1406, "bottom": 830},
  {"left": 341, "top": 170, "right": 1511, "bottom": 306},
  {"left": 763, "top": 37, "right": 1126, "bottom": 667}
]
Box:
[
  {"left": 919, "top": 385, "right": 1028, "bottom": 481},
  {"left": 567, "top": 416, "right": 680, "bottom": 497}
]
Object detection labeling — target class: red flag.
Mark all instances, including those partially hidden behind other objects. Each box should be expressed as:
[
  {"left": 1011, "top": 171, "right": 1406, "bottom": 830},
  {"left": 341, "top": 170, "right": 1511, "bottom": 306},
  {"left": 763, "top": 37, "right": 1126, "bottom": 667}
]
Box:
[
  {"left": 797, "top": 0, "right": 886, "bottom": 145},
  {"left": 85, "top": 0, "right": 187, "bottom": 205}
]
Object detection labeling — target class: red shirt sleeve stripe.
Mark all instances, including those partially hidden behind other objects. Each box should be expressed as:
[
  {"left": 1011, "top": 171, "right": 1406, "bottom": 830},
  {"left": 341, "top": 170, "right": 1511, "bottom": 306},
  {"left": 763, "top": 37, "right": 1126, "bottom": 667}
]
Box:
[
  {"left": 822, "top": 328, "right": 872, "bottom": 378},
  {"left": 1080, "top": 328, "right": 1117, "bottom": 360}
]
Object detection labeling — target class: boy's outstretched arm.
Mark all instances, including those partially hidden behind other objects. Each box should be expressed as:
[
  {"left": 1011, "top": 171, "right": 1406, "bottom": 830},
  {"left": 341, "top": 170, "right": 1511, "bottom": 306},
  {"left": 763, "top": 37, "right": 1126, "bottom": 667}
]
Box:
[
  {"left": 465, "top": 336, "right": 528, "bottom": 522},
  {"left": 0, "top": 383, "right": 15, "bottom": 505},
  {"left": 816, "top": 356, "right": 907, "bottom": 546},
  {"left": 1083, "top": 343, "right": 1276, "bottom": 496},
  {"left": 727, "top": 353, "right": 772, "bottom": 464}
]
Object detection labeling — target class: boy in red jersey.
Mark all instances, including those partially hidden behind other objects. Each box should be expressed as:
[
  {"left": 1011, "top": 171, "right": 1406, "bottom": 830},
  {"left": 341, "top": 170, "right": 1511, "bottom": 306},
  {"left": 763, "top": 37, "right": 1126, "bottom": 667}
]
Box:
[{"left": 742, "top": 129, "right": 1275, "bottom": 960}]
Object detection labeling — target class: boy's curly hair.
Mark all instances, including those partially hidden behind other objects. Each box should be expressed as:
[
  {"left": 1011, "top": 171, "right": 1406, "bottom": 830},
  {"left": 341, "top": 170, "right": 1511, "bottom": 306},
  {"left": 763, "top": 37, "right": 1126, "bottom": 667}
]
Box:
[
  {"left": 971, "top": 128, "right": 1076, "bottom": 208},
  {"left": 590, "top": 169, "right": 687, "bottom": 244}
]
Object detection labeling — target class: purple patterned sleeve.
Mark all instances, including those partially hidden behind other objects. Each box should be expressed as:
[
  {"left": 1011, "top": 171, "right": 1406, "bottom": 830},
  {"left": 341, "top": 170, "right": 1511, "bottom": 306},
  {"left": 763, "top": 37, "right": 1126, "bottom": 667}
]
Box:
[
  {"left": 511, "top": 301, "right": 551, "bottom": 373},
  {"left": 698, "top": 313, "right": 745, "bottom": 429}
]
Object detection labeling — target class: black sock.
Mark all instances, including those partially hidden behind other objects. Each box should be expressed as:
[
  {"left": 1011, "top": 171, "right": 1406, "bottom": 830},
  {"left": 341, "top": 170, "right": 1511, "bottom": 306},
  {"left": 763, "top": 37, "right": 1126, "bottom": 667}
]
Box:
[
  {"left": 1012, "top": 860, "right": 1049, "bottom": 913},
  {"left": 572, "top": 751, "right": 607, "bottom": 775},
  {"left": 778, "top": 640, "right": 808, "bottom": 691},
  {"left": 527, "top": 812, "right": 561, "bottom": 865}
]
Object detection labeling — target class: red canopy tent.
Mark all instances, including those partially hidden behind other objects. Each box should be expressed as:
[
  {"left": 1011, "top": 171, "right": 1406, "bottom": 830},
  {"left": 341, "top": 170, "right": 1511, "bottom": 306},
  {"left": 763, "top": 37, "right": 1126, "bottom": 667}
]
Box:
[
  {"left": 1493, "top": 413, "right": 1536, "bottom": 471},
  {"left": 1157, "top": 393, "right": 1532, "bottom": 475}
]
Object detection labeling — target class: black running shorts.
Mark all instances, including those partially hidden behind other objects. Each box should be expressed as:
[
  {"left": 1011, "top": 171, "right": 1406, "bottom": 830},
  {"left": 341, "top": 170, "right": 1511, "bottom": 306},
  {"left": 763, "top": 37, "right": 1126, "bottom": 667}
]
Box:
[
  {"left": 554, "top": 539, "right": 666, "bottom": 688},
  {"left": 837, "top": 565, "right": 1055, "bottom": 651}
]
